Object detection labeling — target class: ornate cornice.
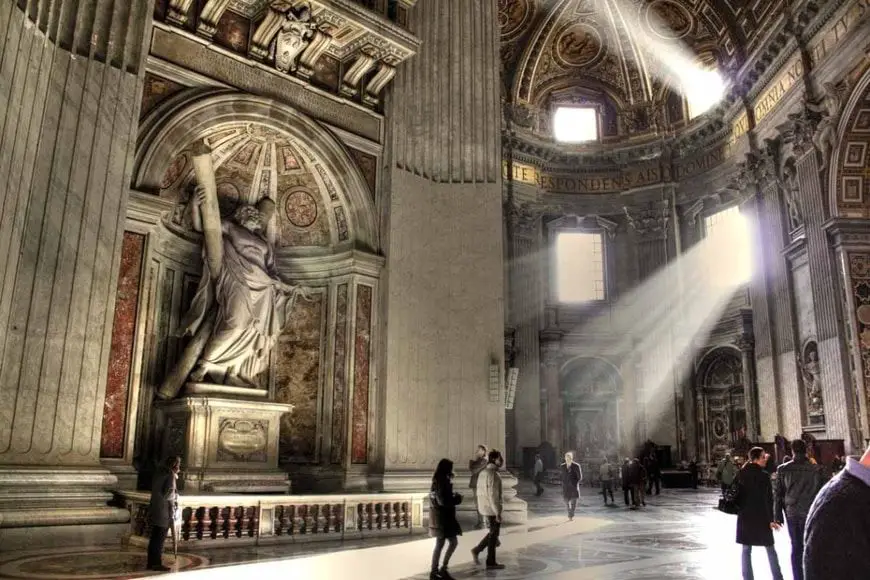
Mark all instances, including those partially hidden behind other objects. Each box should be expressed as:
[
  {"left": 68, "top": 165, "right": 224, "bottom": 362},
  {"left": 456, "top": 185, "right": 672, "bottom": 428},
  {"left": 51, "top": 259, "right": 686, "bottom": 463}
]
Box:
[{"left": 624, "top": 200, "right": 670, "bottom": 243}]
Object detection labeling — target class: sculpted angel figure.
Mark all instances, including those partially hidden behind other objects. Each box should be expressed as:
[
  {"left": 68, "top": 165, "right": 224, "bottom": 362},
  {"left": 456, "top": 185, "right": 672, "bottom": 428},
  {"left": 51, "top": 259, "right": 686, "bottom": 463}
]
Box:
[
  {"left": 274, "top": 4, "right": 316, "bottom": 74},
  {"left": 158, "top": 142, "right": 308, "bottom": 399}
]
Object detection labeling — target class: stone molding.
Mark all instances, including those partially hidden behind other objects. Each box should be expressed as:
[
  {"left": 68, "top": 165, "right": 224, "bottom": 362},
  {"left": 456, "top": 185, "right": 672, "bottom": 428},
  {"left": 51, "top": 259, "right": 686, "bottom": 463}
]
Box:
[{"left": 624, "top": 200, "right": 670, "bottom": 242}]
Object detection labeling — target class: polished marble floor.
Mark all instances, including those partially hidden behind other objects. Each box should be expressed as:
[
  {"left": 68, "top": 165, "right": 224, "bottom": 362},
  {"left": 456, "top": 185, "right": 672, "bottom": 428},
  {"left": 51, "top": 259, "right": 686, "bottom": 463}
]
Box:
[{"left": 0, "top": 480, "right": 799, "bottom": 580}]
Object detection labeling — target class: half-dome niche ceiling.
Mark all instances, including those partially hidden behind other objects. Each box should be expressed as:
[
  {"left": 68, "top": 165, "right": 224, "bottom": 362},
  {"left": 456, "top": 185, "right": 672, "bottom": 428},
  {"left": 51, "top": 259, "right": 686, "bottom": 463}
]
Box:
[
  {"left": 500, "top": 0, "right": 788, "bottom": 140},
  {"left": 160, "top": 124, "right": 350, "bottom": 248}
]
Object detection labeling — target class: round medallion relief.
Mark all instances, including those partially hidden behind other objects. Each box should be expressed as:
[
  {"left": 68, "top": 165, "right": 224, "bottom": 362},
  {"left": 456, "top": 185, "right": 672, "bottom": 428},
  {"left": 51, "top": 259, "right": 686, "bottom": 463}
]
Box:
[
  {"left": 646, "top": 0, "right": 693, "bottom": 40},
  {"left": 857, "top": 304, "right": 870, "bottom": 326},
  {"left": 554, "top": 24, "right": 603, "bottom": 68},
  {"left": 0, "top": 548, "right": 207, "bottom": 579},
  {"left": 160, "top": 153, "right": 188, "bottom": 189},
  {"left": 283, "top": 189, "right": 318, "bottom": 228},
  {"left": 498, "top": 0, "right": 531, "bottom": 39}
]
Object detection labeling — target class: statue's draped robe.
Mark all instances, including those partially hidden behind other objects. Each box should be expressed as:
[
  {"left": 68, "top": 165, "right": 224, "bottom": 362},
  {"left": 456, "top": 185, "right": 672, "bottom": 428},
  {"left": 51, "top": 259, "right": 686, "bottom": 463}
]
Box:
[{"left": 182, "top": 221, "right": 295, "bottom": 382}]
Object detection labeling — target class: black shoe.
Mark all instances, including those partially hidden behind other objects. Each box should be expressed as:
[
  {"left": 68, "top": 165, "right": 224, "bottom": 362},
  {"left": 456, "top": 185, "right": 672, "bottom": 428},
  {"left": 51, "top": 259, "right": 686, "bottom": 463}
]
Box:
[
  {"left": 429, "top": 571, "right": 441, "bottom": 580},
  {"left": 471, "top": 550, "right": 481, "bottom": 565},
  {"left": 486, "top": 563, "right": 506, "bottom": 570},
  {"left": 149, "top": 565, "right": 171, "bottom": 572},
  {"left": 439, "top": 568, "right": 455, "bottom": 580}
]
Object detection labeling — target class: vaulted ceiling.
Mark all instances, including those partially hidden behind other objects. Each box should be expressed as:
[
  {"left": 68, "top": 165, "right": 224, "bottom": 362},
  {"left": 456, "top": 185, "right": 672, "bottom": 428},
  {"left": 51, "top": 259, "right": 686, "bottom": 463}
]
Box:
[{"left": 499, "top": 0, "right": 789, "bottom": 138}]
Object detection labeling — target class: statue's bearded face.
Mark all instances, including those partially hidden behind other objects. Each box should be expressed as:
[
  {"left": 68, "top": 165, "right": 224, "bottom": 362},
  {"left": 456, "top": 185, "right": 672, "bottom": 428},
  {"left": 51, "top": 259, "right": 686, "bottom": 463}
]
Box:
[{"left": 234, "top": 206, "right": 264, "bottom": 233}]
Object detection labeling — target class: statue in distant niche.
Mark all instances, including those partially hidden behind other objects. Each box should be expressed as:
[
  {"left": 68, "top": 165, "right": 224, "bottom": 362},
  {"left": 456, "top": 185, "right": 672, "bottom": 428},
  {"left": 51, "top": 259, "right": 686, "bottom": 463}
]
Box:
[
  {"left": 801, "top": 345, "right": 825, "bottom": 421},
  {"left": 157, "top": 141, "right": 309, "bottom": 400},
  {"left": 274, "top": 3, "right": 316, "bottom": 74},
  {"left": 780, "top": 159, "right": 803, "bottom": 231}
]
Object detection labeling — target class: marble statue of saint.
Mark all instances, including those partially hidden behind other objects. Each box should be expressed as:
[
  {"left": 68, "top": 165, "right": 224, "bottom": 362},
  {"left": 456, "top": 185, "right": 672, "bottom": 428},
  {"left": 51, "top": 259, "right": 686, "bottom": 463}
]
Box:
[
  {"left": 274, "top": 4, "right": 316, "bottom": 74},
  {"left": 801, "top": 349, "right": 824, "bottom": 417},
  {"left": 158, "top": 143, "right": 307, "bottom": 399}
]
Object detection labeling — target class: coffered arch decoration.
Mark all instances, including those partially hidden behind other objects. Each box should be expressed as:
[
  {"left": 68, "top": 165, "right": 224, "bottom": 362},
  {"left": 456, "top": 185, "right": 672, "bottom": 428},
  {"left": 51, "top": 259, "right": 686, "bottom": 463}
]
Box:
[
  {"left": 830, "top": 67, "right": 870, "bottom": 219},
  {"left": 695, "top": 346, "right": 746, "bottom": 462},
  {"left": 135, "top": 90, "right": 378, "bottom": 252}
]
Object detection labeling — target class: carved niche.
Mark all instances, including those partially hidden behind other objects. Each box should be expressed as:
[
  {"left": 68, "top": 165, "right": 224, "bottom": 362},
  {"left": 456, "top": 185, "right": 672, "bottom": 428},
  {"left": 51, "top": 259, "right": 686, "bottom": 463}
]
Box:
[{"left": 800, "top": 340, "right": 825, "bottom": 427}]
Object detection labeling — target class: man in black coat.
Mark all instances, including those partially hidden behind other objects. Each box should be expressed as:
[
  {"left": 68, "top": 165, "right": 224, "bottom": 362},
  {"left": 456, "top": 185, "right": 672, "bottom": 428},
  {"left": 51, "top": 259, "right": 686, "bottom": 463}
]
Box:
[
  {"left": 735, "top": 447, "right": 784, "bottom": 580},
  {"left": 147, "top": 456, "right": 180, "bottom": 572},
  {"left": 804, "top": 442, "right": 870, "bottom": 579},
  {"left": 773, "top": 439, "right": 823, "bottom": 580},
  {"left": 559, "top": 452, "right": 583, "bottom": 520}
]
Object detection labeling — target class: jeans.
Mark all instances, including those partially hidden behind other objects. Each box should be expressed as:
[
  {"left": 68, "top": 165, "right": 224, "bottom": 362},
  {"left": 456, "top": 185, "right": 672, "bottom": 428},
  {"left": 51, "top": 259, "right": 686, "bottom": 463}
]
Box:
[
  {"left": 623, "top": 486, "right": 630, "bottom": 505},
  {"left": 631, "top": 484, "right": 645, "bottom": 506},
  {"left": 472, "top": 516, "right": 501, "bottom": 565},
  {"left": 786, "top": 514, "right": 807, "bottom": 580},
  {"left": 741, "top": 545, "right": 784, "bottom": 580},
  {"left": 147, "top": 525, "right": 168, "bottom": 568},
  {"left": 566, "top": 498, "right": 577, "bottom": 518},
  {"left": 431, "top": 536, "right": 457, "bottom": 572}
]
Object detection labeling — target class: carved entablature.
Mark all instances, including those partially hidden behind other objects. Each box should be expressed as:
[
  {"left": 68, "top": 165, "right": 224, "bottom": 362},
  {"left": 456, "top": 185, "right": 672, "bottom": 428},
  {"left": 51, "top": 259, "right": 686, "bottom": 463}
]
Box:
[
  {"left": 624, "top": 200, "right": 670, "bottom": 243},
  {"left": 161, "top": 0, "right": 418, "bottom": 109}
]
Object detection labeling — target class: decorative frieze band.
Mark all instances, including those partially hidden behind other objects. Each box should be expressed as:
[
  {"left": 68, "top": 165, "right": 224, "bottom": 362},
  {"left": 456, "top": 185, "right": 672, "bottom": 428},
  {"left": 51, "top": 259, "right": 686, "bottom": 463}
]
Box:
[{"left": 624, "top": 200, "right": 670, "bottom": 242}]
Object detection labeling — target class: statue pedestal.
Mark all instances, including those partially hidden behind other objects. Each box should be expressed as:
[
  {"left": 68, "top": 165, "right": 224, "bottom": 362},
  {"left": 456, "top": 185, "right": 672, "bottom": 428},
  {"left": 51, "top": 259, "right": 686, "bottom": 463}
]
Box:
[{"left": 156, "top": 384, "right": 293, "bottom": 493}]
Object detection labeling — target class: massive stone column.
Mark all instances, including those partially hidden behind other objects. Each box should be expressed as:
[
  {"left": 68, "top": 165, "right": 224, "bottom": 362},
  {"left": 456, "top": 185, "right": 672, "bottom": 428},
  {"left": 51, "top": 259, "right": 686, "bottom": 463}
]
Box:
[
  {"left": 505, "top": 207, "right": 543, "bottom": 462},
  {"left": 781, "top": 109, "right": 861, "bottom": 450},
  {"left": 0, "top": 0, "right": 152, "bottom": 547},
  {"left": 381, "top": 0, "right": 525, "bottom": 520},
  {"left": 624, "top": 199, "right": 678, "bottom": 453}
]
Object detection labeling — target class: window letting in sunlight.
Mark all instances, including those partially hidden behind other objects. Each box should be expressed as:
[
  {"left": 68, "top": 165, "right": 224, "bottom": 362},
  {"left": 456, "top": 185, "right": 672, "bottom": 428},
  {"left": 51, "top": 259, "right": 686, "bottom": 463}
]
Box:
[
  {"left": 685, "top": 69, "right": 725, "bottom": 119},
  {"left": 553, "top": 106, "right": 599, "bottom": 143},
  {"left": 555, "top": 232, "right": 605, "bottom": 302},
  {"left": 704, "top": 206, "right": 752, "bottom": 285}
]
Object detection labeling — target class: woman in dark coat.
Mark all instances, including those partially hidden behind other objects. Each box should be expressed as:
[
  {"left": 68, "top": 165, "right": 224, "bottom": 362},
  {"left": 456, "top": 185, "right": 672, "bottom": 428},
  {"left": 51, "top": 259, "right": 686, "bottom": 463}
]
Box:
[
  {"left": 735, "top": 447, "right": 784, "bottom": 580},
  {"left": 429, "top": 458, "right": 462, "bottom": 580}
]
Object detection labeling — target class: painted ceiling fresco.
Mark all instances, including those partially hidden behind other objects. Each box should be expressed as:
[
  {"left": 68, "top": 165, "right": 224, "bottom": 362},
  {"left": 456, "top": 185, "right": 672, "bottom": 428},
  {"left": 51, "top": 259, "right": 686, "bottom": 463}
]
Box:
[{"left": 500, "top": 0, "right": 788, "bottom": 136}]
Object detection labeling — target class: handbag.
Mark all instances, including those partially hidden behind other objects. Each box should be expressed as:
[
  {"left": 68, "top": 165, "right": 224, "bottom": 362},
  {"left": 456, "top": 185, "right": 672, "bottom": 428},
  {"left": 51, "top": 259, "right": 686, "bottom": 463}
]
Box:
[{"left": 717, "top": 480, "right": 741, "bottom": 515}]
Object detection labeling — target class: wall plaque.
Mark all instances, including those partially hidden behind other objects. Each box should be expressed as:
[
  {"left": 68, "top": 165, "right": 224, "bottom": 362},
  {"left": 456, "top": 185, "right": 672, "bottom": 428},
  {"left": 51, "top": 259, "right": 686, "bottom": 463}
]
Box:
[{"left": 217, "top": 419, "right": 268, "bottom": 462}]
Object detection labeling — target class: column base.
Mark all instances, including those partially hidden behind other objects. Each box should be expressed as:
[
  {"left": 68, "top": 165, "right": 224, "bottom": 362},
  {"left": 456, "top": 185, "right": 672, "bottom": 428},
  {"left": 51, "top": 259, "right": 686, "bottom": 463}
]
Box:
[{"left": 0, "top": 467, "right": 130, "bottom": 550}]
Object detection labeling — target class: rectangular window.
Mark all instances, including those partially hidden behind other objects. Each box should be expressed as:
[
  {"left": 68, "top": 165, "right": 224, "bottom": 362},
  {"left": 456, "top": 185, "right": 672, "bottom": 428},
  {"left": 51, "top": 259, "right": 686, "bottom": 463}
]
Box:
[
  {"left": 703, "top": 206, "right": 752, "bottom": 285},
  {"left": 555, "top": 231, "right": 605, "bottom": 302},
  {"left": 553, "top": 106, "right": 598, "bottom": 143}
]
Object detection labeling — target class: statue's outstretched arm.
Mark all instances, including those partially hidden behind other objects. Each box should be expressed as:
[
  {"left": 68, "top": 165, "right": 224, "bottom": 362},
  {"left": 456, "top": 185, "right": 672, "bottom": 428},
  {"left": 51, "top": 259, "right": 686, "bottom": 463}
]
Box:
[{"left": 191, "top": 140, "right": 223, "bottom": 282}]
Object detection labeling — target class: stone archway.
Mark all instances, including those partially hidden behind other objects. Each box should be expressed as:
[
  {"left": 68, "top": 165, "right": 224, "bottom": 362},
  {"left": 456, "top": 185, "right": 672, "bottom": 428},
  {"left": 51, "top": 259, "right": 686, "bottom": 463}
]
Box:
[
  {"left": 695, "top": 347, "right": 745, "bottom": 463},
  {"left": 559, "top": 357, "right": 623, "bottom": 458}
]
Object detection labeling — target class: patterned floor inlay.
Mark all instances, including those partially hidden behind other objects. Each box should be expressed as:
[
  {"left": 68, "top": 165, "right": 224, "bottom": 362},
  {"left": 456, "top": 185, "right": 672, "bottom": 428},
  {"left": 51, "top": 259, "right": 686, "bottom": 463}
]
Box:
[
  {"left": 0, "top": 548, "right": 207, "bottom": 579},
  {"left": 0, "top": 481, "right": 800, "bottom": 580}
]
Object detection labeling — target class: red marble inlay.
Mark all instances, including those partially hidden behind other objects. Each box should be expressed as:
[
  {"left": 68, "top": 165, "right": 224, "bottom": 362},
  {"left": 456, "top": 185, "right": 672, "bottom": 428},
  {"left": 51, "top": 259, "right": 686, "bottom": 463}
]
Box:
[
  {"left": 100, "top": 232, "right": 145, "bottom": 458},
  {"left": 351, "top": 285, "right": 373, "bottom": 464},
  {"left": 331, "top": 285, "right": 349, "bottom": 464}
]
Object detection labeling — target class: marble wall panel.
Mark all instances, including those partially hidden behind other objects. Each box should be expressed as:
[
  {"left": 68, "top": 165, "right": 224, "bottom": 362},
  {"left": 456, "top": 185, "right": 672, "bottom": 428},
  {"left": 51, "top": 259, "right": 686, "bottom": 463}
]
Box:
[
  {"left": 213, "top": 10, "right": 251, "bottom": 55},
  {"left": 351, "top": 285, "right": 373, "bottom": 464},
  {"left": 847, "top": 252, "right": 870, "bottom": 434},
  {"left": 348, "top": 148, "right": 377, "bottom": 198},
  {"left": 140, "top": 73, "right": 185, "bottom": 120},
  {"left": 777, "top": 352, "right": 803, "bottom": 438},
  {"left": 275, "top": 293, "right": 324, "bottom": 463},
  {"left": 756, "top": 355, "right": 779, "bottom": 440},
  {"left": 331, "top": 284, "right": 349, "bottom": 464},
  {"left": 100, "top": 232, "right": 145, "bottom": 459},
  {"left": 793, "top": 262, "right": 816, "bottom": 342}
]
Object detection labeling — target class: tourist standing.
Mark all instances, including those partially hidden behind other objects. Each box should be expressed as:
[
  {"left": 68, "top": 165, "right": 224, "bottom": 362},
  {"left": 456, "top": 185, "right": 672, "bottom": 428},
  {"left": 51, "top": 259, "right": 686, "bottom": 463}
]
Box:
[
  {"left": 428, "top": 459, "right": 462, "bottom": 580},
  {"left": 147, "top": 456, "right": 180, "bottom": 572},
  {"left": 471, "top": 450, "right": 505, "bottom": 570},
  {"left": 468, "top": 445, "right": 488, "bottom": 529},
  {"left": 599, "top": 457, "right": 615, "bottom": 505},
  {"left": 716, "top": 453, "right": 738, "bottom": 494},
  {"left": 645, "top": 453, "right": 661, "bottom": 495},
  {"left": 735, "top": 447, "right": 784, "bottom": 580},
  {"left": 533, "top": 453, "right": 544, "bottom": 497},
  {"left": 621, "top": 458, "right": 631, "bottom": 505},
  {"left": 773, "top": 439, "right": 823, "bottom": 580},
  {"left": 559, "top": 452, "right": 583, "bottom": 520},
  {"left": 688, "top": 458, "right": 699, "bottom": 489},
  {"left": 628, "top": 458, "right": 646, "bottom": 509},
  {"left": 803, "top": 442, "right": 870, "bottom": 579}
]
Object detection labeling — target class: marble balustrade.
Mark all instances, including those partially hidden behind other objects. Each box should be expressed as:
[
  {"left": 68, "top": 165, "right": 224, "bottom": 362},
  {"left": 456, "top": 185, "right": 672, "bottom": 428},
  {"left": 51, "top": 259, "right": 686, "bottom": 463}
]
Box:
[{"left": 121, "top": 491, "right": 427, "bottom": 547}]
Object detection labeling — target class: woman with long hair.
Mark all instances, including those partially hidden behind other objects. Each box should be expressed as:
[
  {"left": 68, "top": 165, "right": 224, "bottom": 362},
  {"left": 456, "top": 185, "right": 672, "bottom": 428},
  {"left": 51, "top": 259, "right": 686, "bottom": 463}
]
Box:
[{"left": 429, "top": 458, "right": 463, "bottom": 580}]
